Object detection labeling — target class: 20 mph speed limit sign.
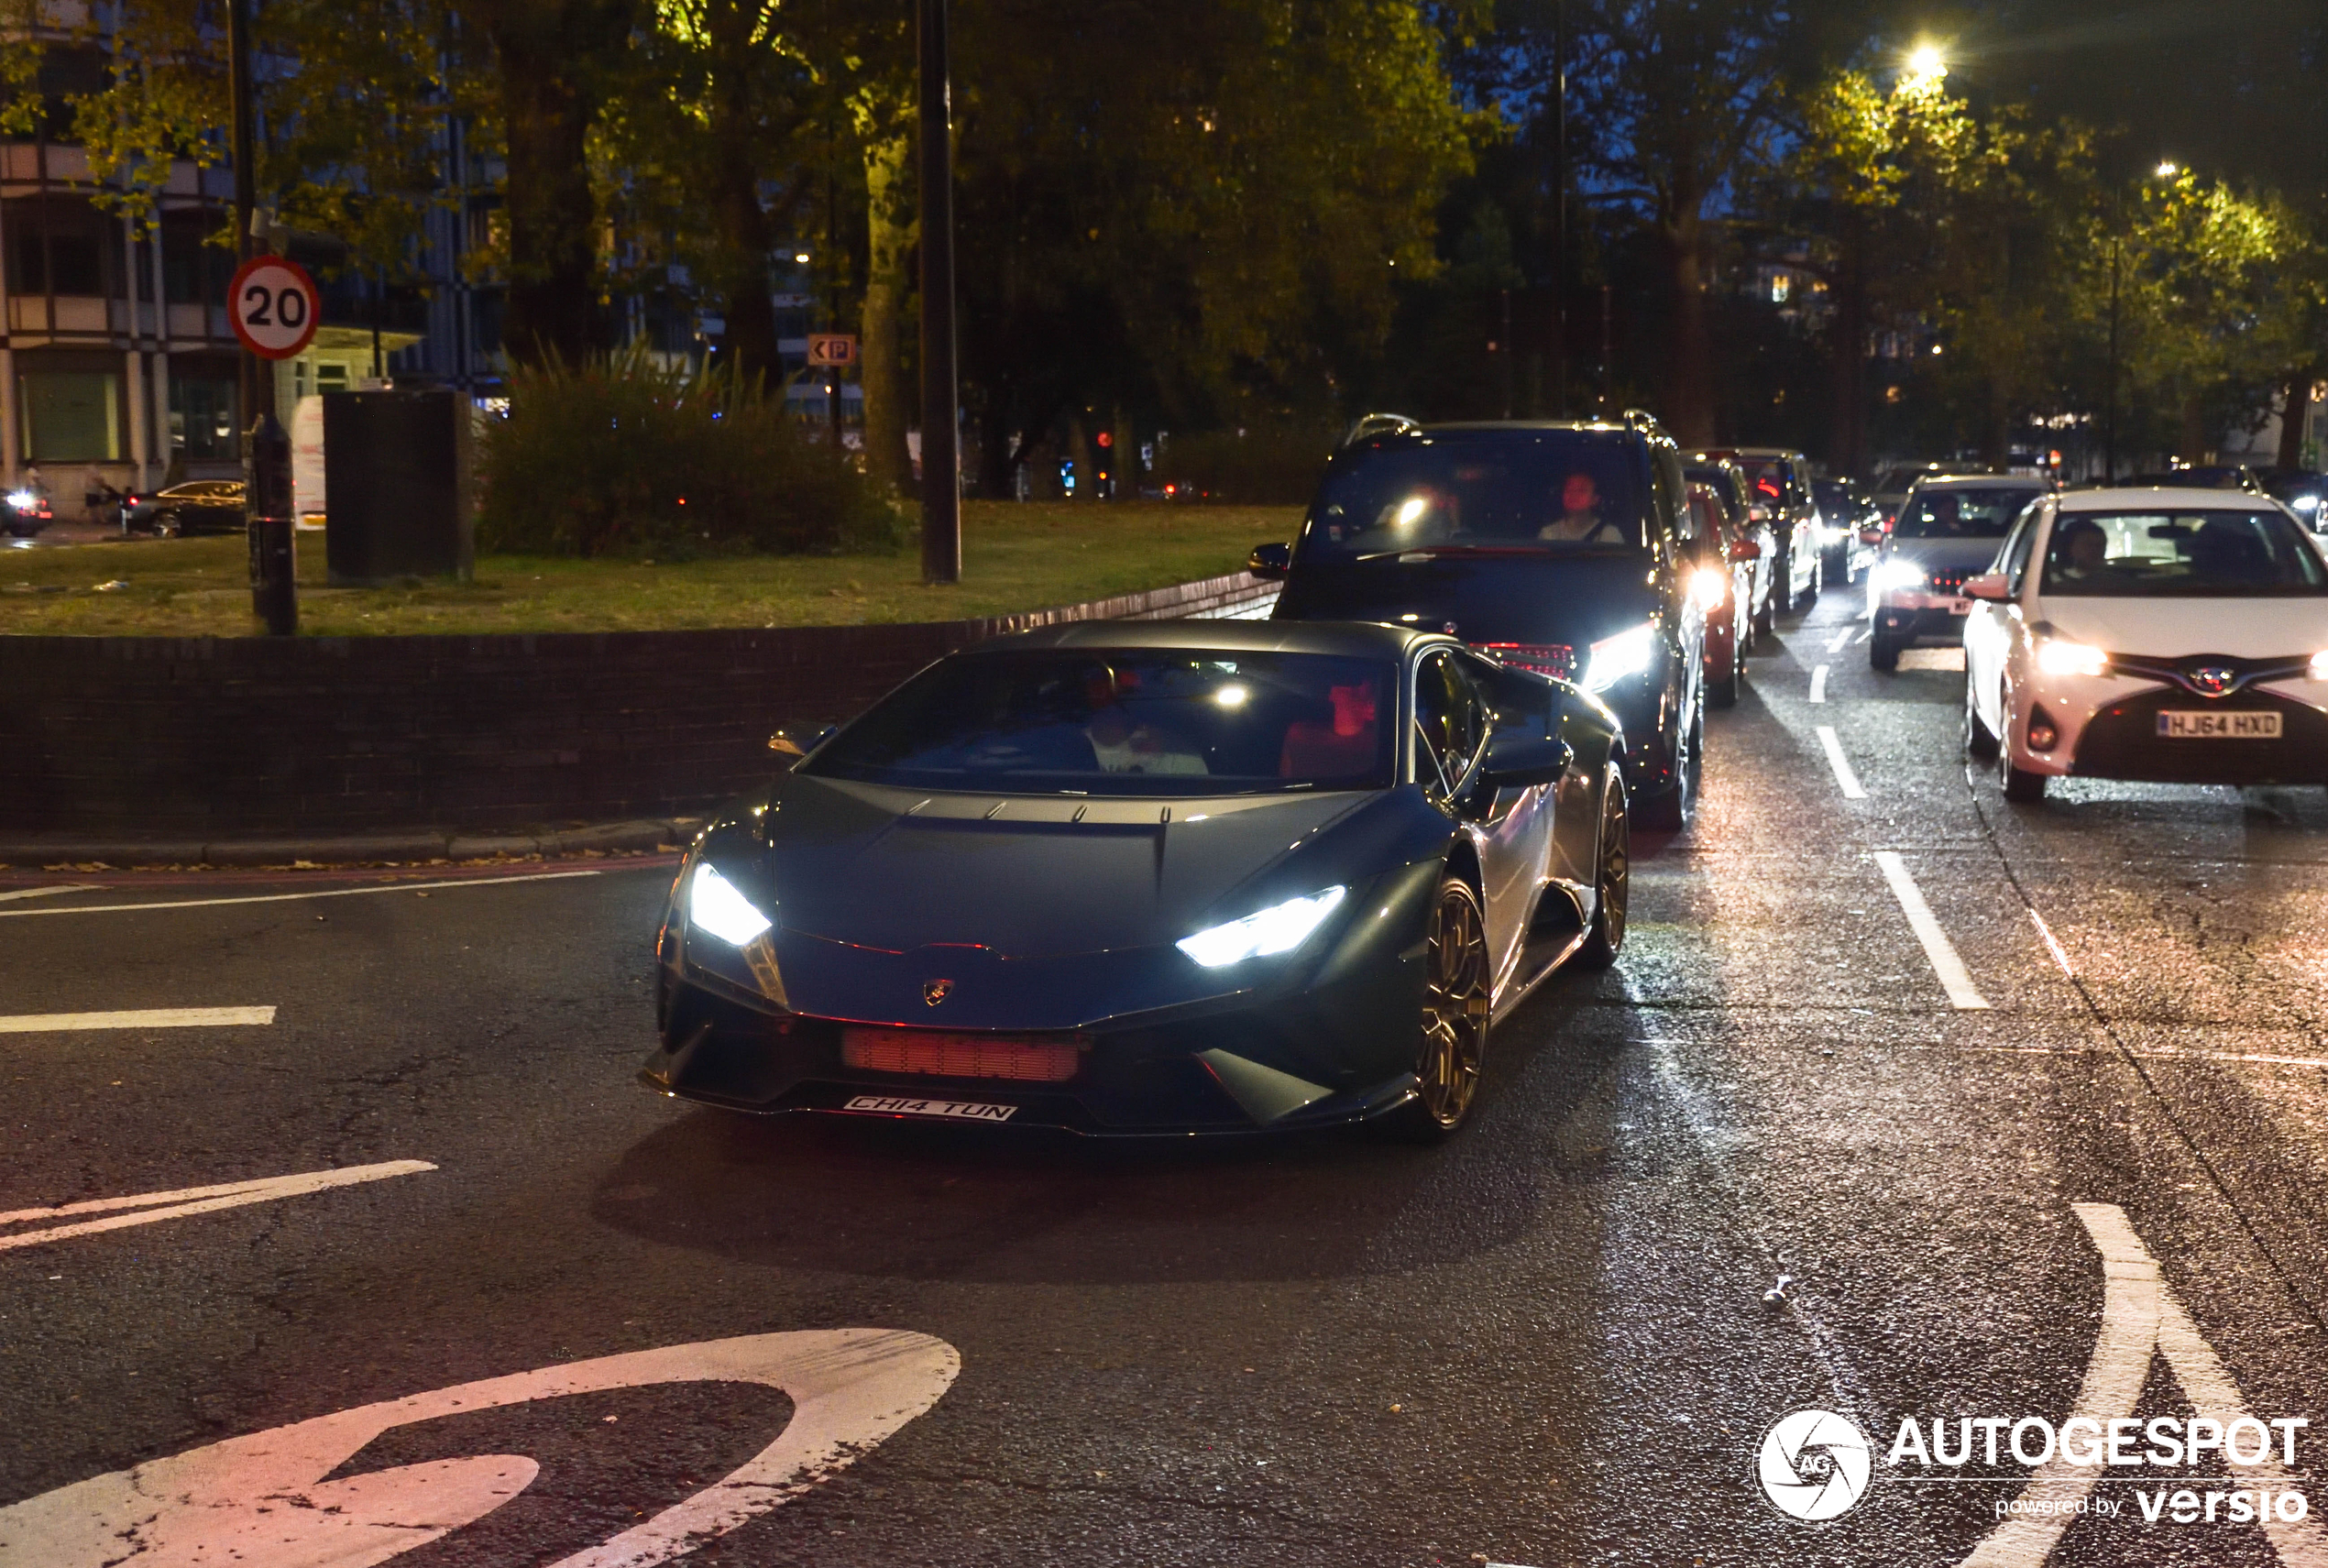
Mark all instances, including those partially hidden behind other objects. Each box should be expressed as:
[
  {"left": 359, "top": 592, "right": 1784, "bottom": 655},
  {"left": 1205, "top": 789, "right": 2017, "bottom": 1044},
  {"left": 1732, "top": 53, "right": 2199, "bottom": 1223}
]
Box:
[{"left": 228, "top": 256, "right": 322, "bottom": 360}]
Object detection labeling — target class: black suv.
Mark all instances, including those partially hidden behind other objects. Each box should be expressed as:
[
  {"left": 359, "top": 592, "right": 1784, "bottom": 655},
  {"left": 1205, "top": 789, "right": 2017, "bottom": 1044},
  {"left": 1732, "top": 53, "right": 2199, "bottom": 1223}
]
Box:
[{"left": 1250, "top": 413, "right": 1708, "bottom": 829}]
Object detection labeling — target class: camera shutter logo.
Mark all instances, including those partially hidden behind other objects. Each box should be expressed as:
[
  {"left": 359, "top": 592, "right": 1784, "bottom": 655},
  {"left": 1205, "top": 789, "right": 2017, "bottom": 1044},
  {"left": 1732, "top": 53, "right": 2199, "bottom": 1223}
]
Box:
[{"left": 1758, "top": 1409, "right": 1872, "bottom": 1521}]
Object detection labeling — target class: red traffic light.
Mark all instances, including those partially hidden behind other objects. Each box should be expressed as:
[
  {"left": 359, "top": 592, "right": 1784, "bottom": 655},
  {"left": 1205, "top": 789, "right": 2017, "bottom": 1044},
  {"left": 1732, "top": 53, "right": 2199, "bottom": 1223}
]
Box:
[{"left": 1095, "top": 432, "right": 1113, "bottom": 447}]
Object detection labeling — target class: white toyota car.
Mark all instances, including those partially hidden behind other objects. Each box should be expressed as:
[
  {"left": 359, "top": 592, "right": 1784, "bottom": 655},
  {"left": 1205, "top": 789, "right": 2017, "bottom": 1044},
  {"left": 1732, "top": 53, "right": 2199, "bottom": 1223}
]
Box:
[{"left": 1962, "top": 487, "right": 2328, "bottom": 801}]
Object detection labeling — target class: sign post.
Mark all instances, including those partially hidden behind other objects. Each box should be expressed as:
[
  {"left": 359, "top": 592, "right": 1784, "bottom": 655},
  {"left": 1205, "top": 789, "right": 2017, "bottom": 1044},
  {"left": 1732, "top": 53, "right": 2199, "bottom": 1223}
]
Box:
[
  {"left": 807, "top": 334, "right": 858, "bottom": 446},
  {"left": 230, "top": 256, "right": 319, "bottom": 636}
]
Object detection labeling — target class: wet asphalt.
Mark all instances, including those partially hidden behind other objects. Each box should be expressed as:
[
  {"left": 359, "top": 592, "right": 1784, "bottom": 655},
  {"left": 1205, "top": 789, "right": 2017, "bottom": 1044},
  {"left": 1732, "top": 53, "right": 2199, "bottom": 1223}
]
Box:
[{"left": 4, "top": 583, "right": 2328, "bottom": 1567}]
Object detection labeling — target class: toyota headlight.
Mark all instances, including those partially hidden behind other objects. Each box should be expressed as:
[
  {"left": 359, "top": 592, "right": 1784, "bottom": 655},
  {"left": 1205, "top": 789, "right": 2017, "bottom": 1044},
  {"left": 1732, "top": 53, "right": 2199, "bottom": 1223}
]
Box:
[
  {"left": 1584, "top": 622, "right": 1658, "bottom": 691},
  {"left": 2036, "top": 638, "right": 2108, "bottom": 678},
  {"left": 1178, "top": 885, "right": 1346, "bottom": 968},
  {"left": 1872, "top": 559, "right": 1927, "bottom": 595},
  {"left": 688, "top": 862, "right": 773, "bottom": 945}
]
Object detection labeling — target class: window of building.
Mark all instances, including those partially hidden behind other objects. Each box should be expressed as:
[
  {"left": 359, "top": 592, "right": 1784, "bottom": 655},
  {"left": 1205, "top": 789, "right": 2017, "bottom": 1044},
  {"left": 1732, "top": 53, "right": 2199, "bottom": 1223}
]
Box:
[
  {"left": 5, "top": 200, "right": 112, "bottom": 297},
  {"left": 160, "top": 212, "right": 229, "bottom": 306},
  {"left": 169, "top": 376, "right": 238, "bottom": 462},
  {"left": 20, "top": 371, "right": 121, "bottom": 460}
]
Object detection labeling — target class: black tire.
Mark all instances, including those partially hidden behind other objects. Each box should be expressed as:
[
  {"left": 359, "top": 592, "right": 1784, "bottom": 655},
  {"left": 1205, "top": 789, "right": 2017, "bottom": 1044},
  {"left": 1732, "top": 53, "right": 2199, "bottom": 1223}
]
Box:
[
  {"left": 1577, "top": 772, "right": 1631, "bottom": 969},
  {"left": 1869, "top": 633, "right": 1901, "bottom": 673},
  {"left": 1794, "top": 548, "right": 1823, "bottom": 611},
  {"left": 1708, "top": 634, "right": 1741, "bottom": 708},
  {"left": 2000, "top": 740, "right": 2047, "bottom": 802},
  {"left": 1634, "top": 685, "right": 1702, "bottom": 832},
  {"left": 1751, "top": 581, "right": 1775, "bottom": 639},
  {"left": 1770, "top": 548, "right": 1793, "bottom": 619},
  {"left": 1381, "top": 875, "right": 1491, "bottom": 1142},
  {"left": 1963, "top": 671, "right": 1998, "bottom": 760}
]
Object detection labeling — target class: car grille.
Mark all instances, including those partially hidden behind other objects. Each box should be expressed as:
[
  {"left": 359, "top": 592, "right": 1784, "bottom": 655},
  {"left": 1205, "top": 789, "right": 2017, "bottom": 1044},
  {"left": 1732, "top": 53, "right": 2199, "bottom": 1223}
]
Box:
[
  {"left": 2073, "top": 690, "right": 2328, "bottom": 785},
  {"left": 841, "top": 1026, "right": 1083, "bottom": 1082},
  {"left": 1471, "top": 642, "right": 1577, "bottom": 681},
  {"left": 2104, "top": 652, "right": 2312, "bottom": 698}
]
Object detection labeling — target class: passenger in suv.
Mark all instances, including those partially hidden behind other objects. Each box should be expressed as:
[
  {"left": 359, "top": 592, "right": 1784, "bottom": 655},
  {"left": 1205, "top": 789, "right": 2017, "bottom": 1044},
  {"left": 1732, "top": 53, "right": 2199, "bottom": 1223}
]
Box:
[{"left": 1247, "top": 412, "right": 1708, "bottom": 829}]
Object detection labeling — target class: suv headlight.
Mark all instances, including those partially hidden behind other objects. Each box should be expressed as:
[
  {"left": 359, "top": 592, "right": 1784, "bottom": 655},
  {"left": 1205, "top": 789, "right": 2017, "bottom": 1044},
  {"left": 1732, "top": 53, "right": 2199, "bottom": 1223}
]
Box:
[
  {"left": 1179, "top": 886, "right": 1345, "bottom": 967},
  {"left": 1872, "top": 559, "right": 1927, "bottom": 595},
  {"left": 1584, "top": 622, "right": 1658, "bottom": 691},
  {"left": 688, "top": 862, "right": 773, "bottom": 945}
]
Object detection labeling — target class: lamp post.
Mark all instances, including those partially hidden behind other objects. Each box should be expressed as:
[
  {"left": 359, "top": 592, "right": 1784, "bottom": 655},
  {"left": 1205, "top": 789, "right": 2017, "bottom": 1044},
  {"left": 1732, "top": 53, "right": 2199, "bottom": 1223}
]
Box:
[{"left": 917, "top": 0, "right": 961, "bottom": 584}]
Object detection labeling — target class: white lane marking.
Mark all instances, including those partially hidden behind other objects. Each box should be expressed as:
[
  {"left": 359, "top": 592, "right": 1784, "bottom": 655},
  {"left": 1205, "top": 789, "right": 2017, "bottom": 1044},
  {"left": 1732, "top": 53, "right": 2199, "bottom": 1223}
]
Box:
[
  {"left": 0, "top": 884, "right": 100, "bottom": 904},
  {"left": 1959, "top": 1204, "right": 2328, "bottom": 1568},
  {"left": 1809, "top": 664, "right": 1829, "bottom": 704},
  {"left": 0, "top": 1329, "right": 960, "bottom": 1568},
  {"left": 1951, "top": 1044, "right": 2328, "bottom": 1070},
  {"left": 0, "top": 1004, "right": 274, "bottom": 1034},
  {"left": 1872, "top": 850, "right": 1990, "bottom": 1010},
  {"left": 0, "top": 1160, "right": 434, "bottom": 1251},
  {"left": 0, "top": 868, "right": 599, "bottom": 919},
  {"left": 2028, "top": 908, "right": 2075, "bottom": 978},
  {"left": 1816, "top": 726, "right": 1867, "bottom": 798},
  {"left": 1827, "top": 630, "right": 1854, "bottom": 653}
]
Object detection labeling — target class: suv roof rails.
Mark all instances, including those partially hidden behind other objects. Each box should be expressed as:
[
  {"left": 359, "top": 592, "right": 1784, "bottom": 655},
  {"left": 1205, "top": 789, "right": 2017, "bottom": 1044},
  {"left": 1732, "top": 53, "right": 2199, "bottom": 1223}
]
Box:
[
  {"left": 1340, "top": 412, "right": 1424, "bottom": 448},
  {"left": 1622, "top": 408, "right": 1670, "bottom": 443}
]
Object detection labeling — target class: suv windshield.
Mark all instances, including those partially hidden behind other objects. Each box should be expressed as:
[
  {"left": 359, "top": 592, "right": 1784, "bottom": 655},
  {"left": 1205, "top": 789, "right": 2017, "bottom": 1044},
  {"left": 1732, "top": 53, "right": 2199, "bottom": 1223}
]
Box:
[
  {"left": 1896, "top": 487, "right": 2040, "bottom": 539},
  {"left": 806, "top": 649, "right": 1399, "bottom": 795},
  {"left": 1300, "top": 433, "right": 1648, "bottom": 560},
  {"left": 2040, "top": 510, "right": 2328, "bottom": 598}
]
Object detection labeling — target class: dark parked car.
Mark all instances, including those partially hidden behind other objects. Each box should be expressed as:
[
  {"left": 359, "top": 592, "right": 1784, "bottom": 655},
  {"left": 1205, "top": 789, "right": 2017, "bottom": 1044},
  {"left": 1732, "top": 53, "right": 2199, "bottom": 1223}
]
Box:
[
  {"left": 642, "top": 620, "right": 1631, "bottom": 1141},
  {"left": 1254, "top": 413, "right": 1706, "bottom": 829},
  {"left": 127, "top": 480, "right": 247, "bottom": 537},
  {"left": 1686, "top": 454, "right": 1777, "bottom": 639}
]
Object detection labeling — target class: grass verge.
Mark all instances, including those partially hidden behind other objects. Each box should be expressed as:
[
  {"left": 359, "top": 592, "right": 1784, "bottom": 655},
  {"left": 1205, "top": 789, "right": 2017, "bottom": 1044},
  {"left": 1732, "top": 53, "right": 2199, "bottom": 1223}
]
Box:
[{"left": 0, "top": 501, "right": 1301, "bottom": 637}]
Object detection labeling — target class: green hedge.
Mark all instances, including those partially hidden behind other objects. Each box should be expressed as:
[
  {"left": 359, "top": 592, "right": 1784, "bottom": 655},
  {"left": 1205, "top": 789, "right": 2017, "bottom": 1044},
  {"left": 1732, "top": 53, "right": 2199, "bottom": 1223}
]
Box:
[
  {"left": 1155, "top": 422, "right": 1339, "bottom": 505},
  {"left": 478, "top": 349, "right": 904, "bottom": 559}
]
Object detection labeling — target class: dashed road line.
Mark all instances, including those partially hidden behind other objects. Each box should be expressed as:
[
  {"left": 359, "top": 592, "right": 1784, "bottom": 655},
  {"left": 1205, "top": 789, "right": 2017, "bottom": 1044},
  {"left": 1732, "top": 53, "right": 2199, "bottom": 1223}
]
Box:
[
  {"left": 0, "top": 1005, "right": 275, "bottom": 1034},
  {"left": 1809, "top": 664, "right": 1829, "bottom": 704},
  {"left": 1872, "top": 850, "right": 1990, "bottom": 1010},
  {"left": 0, "top": 868, "right": 598, "bottom": 919},
  {"left": 0, "top": 884, "right": 100, "bottom": 904},
  {"left": 0, "top": 1160, "right": 434, "bottom": 1252},
  {"left": 1827, "top": 629, "right": 1855, "bottom": 653},
  {"left": 1816, "top": 726, "right": 1867, "bottom": 799}
]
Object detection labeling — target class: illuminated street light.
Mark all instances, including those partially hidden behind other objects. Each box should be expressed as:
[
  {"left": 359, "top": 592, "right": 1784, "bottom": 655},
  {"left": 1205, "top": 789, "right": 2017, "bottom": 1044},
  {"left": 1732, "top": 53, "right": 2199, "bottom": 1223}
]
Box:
[
  {"left": 2155, "top": 160, "right": 2179, "bottom": 178},
  {"left": 1903, "top": 41, "right": 1947, "bottom": 88}
]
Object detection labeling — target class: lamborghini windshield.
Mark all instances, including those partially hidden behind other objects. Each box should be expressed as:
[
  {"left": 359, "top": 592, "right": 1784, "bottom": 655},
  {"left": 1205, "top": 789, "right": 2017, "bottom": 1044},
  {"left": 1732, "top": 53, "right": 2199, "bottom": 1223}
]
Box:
[
  {"left": 806, "top": 649, "right": 1399, "bottom": 795},
  {"left": 1300, "top": 433, "right": 1649, "bottom": 560}
]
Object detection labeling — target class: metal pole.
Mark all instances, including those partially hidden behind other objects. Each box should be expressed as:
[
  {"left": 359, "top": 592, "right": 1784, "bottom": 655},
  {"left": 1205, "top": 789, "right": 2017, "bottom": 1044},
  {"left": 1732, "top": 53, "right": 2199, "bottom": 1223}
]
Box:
[
  {"left": 917, "top": 0, "right": 961, "bottom": 584},
  {"left": 1551, "top": 0, "right": 1567, "bottom": 418},
  {"left": 227, "top": 0, "right": 261, "bottom": 428}
]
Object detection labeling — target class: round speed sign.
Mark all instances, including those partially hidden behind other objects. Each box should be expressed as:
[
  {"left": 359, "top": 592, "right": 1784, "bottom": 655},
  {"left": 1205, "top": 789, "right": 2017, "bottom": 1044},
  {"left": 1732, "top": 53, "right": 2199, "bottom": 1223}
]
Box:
[{"left": 228, "top": 256, "right": 322, "bottom": 360}]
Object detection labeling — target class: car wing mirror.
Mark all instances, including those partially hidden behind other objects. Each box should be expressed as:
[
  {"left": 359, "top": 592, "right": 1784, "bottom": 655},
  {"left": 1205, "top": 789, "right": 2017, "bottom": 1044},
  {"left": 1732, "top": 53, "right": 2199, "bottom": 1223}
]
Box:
[
  {"left": 1247, "top": 542, "right": 1292, "bottom": 579},
  {"left": 1964, "top": 573, "right": 2011, "bottom": 602},
  {"left": 1481, "top": 736, "right": 1573, "bottom": 790},
  {"left": 767, "top": 725, "right": 837, "bottom": 767},
  {"left": 1726, "top": 537, "right": 1761, "bottom": 563}
]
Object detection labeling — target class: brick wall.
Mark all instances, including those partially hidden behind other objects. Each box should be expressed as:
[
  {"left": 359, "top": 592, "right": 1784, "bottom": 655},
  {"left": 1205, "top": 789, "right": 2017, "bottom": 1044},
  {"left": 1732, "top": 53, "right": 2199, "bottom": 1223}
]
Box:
[{"left": 0, "top": 573, "right": 1277, "bottom": 836}]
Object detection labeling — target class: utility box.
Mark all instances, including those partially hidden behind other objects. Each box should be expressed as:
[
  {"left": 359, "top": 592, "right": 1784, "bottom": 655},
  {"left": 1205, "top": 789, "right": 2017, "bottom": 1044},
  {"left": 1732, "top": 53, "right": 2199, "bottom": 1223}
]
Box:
[{"left": 323, "top": 389, "right": 475, "bottom": 585}]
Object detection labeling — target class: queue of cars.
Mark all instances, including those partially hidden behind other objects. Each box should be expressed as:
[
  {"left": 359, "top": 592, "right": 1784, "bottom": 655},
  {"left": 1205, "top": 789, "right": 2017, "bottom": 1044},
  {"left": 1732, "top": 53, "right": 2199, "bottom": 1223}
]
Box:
[{"left": 645, "top": 424, "right": 2328, "bottom": 1144}]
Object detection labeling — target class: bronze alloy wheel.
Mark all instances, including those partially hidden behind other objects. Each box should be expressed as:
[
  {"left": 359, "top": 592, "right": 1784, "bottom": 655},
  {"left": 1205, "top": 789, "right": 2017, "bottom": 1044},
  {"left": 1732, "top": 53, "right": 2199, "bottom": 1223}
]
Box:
[
  {"left": 1412, "top": 875, "right": 1490, "bottom": 1135},
  {"left": 1579, "top": 773, "right": 1630, "bottom": 967}
]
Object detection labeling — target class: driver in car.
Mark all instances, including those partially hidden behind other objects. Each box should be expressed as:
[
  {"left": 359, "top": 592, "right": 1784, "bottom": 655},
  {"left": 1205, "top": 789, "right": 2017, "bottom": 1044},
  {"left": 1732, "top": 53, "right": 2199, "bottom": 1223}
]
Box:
[{"left": 1538, "top": 472, "right": 1628, "bottom": 543}]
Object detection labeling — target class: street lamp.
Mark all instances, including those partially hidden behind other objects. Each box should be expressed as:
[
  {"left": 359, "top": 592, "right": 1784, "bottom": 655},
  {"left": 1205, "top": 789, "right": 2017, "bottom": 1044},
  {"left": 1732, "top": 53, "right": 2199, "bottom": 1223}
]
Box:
[
  {"left": 2155, "top": 160, "right": 2179, "bottom": 179},
  {"left": 1903, "top": 41, "right": 1947, "bottom": 90}
]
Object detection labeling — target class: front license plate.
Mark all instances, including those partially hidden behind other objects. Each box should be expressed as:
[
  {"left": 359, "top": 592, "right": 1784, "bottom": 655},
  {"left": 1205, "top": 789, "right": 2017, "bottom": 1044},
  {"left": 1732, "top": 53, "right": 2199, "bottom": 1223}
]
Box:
[
  {"left": 2157, "top": 710, "right": 2282, "bottom": 740},
  {"left": 1946, "top": 598, "right": 1970, "bottom": 615},
  {"left": 842, "top": 1094, "right": 1019, "bottom": 1123}
]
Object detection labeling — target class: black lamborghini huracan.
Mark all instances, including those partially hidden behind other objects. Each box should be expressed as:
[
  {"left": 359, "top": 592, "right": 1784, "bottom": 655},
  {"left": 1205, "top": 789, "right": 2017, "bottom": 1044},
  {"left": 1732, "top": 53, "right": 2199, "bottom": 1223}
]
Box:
[{"left": 642, "top": 619, "right": 1630, "bottom": 1139}]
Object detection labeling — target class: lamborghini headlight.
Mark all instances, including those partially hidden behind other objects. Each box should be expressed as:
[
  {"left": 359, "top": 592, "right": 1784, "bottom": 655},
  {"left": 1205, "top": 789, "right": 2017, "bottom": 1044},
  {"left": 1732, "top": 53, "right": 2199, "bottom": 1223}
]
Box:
[
  {"left": 688, "top": 862, "right": 773, "bottom": 946},
  {"left": 1178, "top": 885, "right": 1346, "bottom": 968},
  {"left": 1584, "top": 622, "right": 1658, "bottom": 691},
  {"left": 2036, "top": 638, "right": 2108, "bottom": 678}
]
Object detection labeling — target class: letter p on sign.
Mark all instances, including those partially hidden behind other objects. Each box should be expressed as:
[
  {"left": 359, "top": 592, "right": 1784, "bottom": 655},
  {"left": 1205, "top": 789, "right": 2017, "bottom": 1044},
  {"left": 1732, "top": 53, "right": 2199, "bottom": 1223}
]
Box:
[{"left": 230, "top": 257, "right": 323, "bottom": 360}]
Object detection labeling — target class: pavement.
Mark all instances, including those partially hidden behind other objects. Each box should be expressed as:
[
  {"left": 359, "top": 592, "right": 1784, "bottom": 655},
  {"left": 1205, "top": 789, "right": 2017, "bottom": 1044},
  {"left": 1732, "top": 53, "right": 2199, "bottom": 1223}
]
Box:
[
  {"left": 5, "top": 587, "right": 2328, "bottom": 1566},
  {"left": 0, "top": 817, "right": 708, "bottom": 871}
]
